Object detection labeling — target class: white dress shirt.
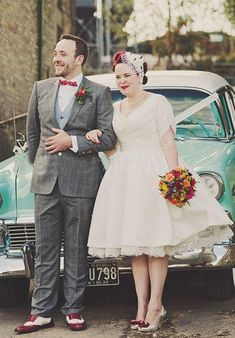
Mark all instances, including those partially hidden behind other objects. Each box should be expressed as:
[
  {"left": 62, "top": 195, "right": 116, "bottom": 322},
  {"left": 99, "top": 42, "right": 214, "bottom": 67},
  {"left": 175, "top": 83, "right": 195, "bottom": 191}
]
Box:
[
  {"left": 58, "top": 73, "right": 83, "bottom": 112},
  {"left": 58, "top": 74, "right": 83, "bottom": 152}
]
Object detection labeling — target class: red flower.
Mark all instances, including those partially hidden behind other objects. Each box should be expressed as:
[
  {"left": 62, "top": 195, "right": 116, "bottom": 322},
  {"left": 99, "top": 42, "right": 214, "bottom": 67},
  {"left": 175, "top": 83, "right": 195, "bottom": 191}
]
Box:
[
  {"left": 76, "top": 88, "right": 86, "bottom": 97},
  {"left": 75, "top": 86, "right": 92, "bottom": 105}
]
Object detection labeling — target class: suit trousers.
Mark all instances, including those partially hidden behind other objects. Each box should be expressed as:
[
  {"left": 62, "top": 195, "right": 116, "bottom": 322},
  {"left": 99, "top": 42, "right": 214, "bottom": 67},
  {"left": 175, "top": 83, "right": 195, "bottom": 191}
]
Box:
[{"left": 31, "top": 182, "right": 95, "bottom": 316}]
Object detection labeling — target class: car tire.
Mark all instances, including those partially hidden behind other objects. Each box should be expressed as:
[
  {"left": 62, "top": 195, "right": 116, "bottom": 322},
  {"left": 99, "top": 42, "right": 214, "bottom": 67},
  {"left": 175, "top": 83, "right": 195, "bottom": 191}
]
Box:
[
  {"left": 204, "top": 269, "right": 234, "bottom": 300},
  {"left": 0, "top": 278, "right": 30, "bottom": 307}
]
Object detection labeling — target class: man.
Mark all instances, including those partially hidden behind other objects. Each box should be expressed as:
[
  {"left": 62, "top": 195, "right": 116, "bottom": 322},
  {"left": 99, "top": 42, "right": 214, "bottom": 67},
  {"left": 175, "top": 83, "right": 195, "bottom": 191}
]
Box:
[{"left": 15, "top": 34, "right": 116, "bottom": 334}]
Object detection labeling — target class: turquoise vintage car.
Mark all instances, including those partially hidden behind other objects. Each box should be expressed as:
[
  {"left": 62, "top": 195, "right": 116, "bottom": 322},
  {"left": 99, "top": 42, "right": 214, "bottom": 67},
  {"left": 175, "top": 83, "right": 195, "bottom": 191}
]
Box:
[{"left": 0, "top": 70, "right": 234, "bottom": 307}]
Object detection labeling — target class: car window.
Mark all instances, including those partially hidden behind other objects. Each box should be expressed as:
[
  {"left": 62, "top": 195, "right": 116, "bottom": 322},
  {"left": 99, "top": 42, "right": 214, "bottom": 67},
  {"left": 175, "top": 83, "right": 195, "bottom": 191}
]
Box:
[
  {"left": 147, "top": 88, "right": 209, "bottom": 116},
  {"left": 177, "top": 103, "right": 225, "bottom": 138},
  {"left": 111, "top": 91, "right": 124, "bottom": 103},
  {"left": 111, "top": 88, "right": 225, "bottom": 139}
]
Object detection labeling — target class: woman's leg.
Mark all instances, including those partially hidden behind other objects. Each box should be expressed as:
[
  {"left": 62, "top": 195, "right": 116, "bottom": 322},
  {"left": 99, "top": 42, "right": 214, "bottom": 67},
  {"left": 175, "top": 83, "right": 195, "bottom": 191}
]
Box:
[
  {"left": 131, "top": 255, "right": 149, "bottom": 320},
  {"left": 144, "top": 256, "right": 168, "bottom": 324}
]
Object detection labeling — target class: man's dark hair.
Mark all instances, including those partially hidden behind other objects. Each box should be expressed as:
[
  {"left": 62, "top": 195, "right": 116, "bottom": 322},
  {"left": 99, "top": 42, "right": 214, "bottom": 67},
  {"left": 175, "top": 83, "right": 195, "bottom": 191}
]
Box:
[{"left": 59, "top": 34, "right": 88, "bottom": 66}]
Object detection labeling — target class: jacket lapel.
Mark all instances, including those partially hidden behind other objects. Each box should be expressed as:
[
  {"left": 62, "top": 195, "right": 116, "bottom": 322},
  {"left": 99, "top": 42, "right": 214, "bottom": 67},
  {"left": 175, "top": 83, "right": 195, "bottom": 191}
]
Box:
[
  {"left": 47, "top": 78, "right": 60, "bottom": 127},
  {"left": 65, "top": 77, "right": 91, "bottom": 127}
]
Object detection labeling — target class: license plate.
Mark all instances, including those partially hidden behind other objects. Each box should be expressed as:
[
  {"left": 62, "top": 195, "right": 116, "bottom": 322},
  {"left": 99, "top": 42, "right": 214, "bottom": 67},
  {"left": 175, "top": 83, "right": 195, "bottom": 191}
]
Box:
[{"left": 88, "top": 261, "right": 119, "bottom": 286}]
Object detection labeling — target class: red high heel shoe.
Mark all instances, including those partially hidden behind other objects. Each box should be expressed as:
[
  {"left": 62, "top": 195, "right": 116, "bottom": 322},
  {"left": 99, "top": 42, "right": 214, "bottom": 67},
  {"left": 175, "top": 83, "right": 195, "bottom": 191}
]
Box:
[{"left": 130, "top": 319, "right": 142, "bottom": 330}]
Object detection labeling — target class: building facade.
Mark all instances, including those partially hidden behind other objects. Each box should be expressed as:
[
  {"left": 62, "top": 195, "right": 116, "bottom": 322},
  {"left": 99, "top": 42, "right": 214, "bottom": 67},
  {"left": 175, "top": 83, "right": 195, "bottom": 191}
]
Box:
[{"left": 0, "top": 0, "right": 75, "bottom": 160}]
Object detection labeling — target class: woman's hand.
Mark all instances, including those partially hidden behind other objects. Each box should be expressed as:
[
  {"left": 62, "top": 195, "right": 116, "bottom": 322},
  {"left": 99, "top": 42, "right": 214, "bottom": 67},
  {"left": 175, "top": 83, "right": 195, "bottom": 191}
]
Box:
[{"left": 86, "top": 129, "right": 102, "bottom": 144}]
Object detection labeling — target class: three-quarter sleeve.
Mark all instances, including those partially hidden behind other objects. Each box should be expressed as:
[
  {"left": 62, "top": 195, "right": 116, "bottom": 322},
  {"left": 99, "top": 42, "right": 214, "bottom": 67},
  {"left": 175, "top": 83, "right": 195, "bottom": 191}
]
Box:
[{"left": 155, "top": 95, "right": 176, "bottom": 137}]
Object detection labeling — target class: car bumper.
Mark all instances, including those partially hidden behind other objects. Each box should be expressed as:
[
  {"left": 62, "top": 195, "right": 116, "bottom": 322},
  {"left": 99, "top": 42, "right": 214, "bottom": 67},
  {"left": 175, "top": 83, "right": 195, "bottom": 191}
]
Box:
[
  {"left": 1, "top": 243, "right": 235, "bottom": 279},
  {"left": 98, "top": 243, "right": 235, "bottom": 273},
  {"left": 0, "top": 253, "right": 25, "bottom": 278}
]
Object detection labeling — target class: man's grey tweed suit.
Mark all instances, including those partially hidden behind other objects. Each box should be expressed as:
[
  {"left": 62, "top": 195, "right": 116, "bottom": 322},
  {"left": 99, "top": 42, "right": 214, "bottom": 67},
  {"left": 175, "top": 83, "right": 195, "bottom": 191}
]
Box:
[{"left": 27, "top": 76, "right": 116, "bottom": 316}]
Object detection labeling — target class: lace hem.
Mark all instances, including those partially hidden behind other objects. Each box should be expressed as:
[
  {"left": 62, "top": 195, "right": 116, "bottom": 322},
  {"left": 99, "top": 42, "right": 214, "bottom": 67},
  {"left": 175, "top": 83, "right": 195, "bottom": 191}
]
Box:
[{"left": 88, "top": 225, "right": 233, "bottom": 258}]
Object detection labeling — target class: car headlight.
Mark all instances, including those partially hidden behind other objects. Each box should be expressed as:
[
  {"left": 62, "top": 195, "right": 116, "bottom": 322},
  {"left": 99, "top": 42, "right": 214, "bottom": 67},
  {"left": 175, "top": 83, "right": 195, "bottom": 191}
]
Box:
[{"left": 199, "top": 173, "right": 224, "bottom": 200}]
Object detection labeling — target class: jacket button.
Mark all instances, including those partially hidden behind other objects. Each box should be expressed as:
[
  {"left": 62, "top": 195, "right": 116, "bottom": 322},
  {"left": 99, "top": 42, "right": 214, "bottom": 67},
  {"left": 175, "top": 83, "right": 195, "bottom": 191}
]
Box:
[{"left": 58, "top": 152, "right": 62, "bottom": 156}]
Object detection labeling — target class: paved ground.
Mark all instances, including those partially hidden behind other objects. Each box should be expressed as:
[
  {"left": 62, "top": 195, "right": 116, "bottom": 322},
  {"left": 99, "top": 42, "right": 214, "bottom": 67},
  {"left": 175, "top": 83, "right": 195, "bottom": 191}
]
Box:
[{"left": 0, "top": 272, "right": 235, "bottom": 338}]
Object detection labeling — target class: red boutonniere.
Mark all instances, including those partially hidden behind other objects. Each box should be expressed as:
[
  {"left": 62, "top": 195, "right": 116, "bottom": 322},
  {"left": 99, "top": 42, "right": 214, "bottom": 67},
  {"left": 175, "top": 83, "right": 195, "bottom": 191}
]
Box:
[{"left": 75, "top": 87, "right": 92, "bottom": 106}]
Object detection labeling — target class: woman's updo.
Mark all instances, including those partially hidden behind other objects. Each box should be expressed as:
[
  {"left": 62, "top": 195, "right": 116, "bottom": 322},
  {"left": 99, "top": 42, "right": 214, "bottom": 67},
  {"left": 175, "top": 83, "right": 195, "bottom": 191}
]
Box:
[
  {"left": 112, "top": 50, "right": 148, "bottom": 85},
  {"left": 142, "top": 62, "right": 148, "bottom": 84}
]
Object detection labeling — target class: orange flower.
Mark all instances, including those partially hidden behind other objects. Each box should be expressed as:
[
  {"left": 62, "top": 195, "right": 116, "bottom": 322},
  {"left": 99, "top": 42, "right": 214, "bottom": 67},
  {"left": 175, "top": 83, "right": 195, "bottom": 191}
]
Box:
[
  {"left": 165, "top": 173, "right": 174, "bottom": 182},
  {"left": 183, "top": 179, "right": 190, "bottom": 188}
]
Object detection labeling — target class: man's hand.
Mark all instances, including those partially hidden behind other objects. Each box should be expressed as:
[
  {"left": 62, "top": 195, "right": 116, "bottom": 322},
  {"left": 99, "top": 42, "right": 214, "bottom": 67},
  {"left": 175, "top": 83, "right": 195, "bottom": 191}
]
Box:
[{"left": 45, "top": 128, "right": 72, "bottom": 153}]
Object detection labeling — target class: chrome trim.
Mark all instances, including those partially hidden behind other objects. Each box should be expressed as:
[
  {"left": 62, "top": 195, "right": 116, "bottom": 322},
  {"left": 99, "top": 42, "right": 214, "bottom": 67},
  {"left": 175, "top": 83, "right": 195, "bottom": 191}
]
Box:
[
  {"left": 0, "top": 222, "right": 8, "bottom": 251},
  {"left": 7, "top": 223, "right": 35, "bottom": 250},
  {"left": 199, "top": 172, "right": 224, "bottom": 200},
  {"left": 117, "top": 244, "right": 235, "bottom": 272},
  {"left": 0, "top": 255, "right": 25, "bottom": 277},
  {"left": 0, "top": 192, "right": 3, "bottom": 208},
  {"left": 17, "top": 217, "right": 35, "bottom": 223},
  {"left": 22, "top": 243, "right": 35, "bottom": 279},
  {"left": 0, "top": 225, "right": 6, "bottom": 247},
  {"left": 15, "top": 243, "right": 235, "bottom": 281}
]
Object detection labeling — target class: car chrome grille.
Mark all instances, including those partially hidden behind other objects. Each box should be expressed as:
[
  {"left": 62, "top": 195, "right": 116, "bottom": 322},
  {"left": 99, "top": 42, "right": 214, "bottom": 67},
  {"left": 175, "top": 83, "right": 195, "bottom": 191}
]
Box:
[{"left": 8, "top": 223, "right": 35, "bottom": 250}]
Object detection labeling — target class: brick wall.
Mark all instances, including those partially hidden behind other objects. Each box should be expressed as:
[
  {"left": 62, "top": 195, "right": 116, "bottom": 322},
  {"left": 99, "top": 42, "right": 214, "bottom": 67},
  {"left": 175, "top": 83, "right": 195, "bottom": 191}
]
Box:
[{"left": 0, "top": 0, "right": 75, "bottom": 160}]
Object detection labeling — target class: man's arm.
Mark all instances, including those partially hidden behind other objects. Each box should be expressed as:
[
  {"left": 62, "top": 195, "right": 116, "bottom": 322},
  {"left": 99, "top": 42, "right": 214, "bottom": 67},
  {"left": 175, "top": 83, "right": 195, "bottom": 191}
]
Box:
[
  {"left": 75, "top": 86, "right": 116, "bottom": 155},
  {"left": 45, "top": 86, "right": 116, "bottom": 155},
  {"left": 26, "top": 82, "right": 40, "bottom": 164}
]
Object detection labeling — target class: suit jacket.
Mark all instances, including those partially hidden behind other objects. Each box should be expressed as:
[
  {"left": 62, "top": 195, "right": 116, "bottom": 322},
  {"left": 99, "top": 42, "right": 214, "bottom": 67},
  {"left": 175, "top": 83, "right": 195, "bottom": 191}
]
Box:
[{"left": 27, "top": 76, "right": 116, "bottom": 197}]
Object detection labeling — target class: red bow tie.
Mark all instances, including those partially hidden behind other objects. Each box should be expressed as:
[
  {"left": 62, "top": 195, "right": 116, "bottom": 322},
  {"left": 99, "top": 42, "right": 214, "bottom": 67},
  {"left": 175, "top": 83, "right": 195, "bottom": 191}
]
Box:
[{"left": 59, "top": 79, "right": 77, "bottom": 86}]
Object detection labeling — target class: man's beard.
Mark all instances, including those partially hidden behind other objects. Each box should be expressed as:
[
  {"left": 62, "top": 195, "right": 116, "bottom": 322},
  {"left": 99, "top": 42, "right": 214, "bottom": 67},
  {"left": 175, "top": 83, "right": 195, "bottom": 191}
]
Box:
[
  {"left": 54, "top": 64, "right": 69, "bottom": 77},
  {"left": 55, "top": 69, "right": 66, "bottom": 77}
]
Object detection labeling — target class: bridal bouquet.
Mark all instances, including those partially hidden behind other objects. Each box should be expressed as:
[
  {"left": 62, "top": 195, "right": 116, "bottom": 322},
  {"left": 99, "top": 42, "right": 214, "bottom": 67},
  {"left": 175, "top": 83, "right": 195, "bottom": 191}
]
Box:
[{"left": 159, "top": 167, "right": 196, "bottom": 208}]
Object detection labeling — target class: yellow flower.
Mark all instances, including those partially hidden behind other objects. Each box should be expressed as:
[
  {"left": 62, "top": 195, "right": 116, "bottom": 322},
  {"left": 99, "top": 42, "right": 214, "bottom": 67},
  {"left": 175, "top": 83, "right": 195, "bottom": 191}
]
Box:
[{"left": 159, "top": 182, "right": 168, "bottom": 192}]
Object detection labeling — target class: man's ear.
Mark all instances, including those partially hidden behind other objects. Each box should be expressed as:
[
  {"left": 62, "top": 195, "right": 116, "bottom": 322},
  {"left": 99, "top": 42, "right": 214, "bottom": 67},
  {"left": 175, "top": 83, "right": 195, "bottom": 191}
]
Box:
[{"left": 76, "top": 55, "right": 84, "bottom": 66}]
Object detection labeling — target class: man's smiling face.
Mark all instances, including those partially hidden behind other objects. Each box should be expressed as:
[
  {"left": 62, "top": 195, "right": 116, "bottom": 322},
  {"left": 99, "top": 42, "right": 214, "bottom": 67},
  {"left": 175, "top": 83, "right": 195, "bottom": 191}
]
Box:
[{"left": 53, "top": 39, "right": 83, "bottom": 79}]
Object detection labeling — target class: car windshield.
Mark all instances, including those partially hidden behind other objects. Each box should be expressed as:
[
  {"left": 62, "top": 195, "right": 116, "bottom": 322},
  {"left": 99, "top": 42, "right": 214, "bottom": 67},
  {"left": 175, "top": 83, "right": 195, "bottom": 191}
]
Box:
[{"left": 111, "top": 88, "right": 225, "bottom": 139}]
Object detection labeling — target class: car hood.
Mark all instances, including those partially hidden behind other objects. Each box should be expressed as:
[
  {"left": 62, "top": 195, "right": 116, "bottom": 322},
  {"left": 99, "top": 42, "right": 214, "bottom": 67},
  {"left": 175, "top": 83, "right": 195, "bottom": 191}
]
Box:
[{"left": 176, "top": 138, "right": 232, "bottom": 173}]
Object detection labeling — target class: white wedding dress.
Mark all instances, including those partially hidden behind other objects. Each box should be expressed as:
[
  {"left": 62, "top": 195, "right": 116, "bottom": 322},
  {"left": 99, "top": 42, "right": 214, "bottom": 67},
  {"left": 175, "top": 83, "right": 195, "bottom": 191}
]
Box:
[{"left": 88, "top": 94, "right": 233, "bottom": 257}]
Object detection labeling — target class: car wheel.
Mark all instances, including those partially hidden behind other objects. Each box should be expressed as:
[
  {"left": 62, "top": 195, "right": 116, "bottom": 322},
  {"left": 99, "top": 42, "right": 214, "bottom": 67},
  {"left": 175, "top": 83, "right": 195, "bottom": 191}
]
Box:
[
  {"left": 204, "top": 269, "right": 234, "bottom": 300},
  {"left": 0, "top": 278, "right": 30, "bottom": 307}
]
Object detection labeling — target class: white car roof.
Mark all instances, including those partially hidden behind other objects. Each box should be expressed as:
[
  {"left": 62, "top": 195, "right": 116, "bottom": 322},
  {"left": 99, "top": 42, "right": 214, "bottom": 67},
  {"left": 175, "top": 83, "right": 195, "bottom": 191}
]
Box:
[{"left": 88, "top": 70, "right": 229, "bottom": 93}]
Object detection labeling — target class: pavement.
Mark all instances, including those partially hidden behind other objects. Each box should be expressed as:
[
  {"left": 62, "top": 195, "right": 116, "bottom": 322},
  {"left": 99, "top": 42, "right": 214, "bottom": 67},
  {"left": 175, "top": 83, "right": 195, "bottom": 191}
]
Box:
[{"left": 0, "top": 272, "right": 234, "bottom": 338}]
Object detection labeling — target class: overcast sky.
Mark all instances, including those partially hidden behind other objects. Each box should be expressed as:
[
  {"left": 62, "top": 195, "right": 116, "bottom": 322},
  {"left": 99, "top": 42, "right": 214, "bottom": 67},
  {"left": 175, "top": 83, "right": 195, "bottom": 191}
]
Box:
[{"left": 124, "top": 0, "right": 235, "bottom": 45}]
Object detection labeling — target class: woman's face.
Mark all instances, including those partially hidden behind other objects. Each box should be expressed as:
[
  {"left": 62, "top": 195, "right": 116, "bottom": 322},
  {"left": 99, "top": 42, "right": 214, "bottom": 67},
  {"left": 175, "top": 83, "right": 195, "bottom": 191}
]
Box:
[{"left": 114, "top": 63, "right": 141, "bottom": 96}]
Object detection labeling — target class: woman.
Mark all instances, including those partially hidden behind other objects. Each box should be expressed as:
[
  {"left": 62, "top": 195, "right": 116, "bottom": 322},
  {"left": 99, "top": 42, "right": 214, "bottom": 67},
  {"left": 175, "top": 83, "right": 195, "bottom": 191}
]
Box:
[{"left": 87, "top": 51, "right": 233, "bottom": 332}]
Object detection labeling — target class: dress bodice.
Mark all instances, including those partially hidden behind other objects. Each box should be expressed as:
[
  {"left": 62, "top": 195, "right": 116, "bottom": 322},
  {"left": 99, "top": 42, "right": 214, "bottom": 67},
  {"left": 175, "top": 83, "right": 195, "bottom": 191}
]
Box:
[{"left": 113, "top": 94, "right": 176, "bottom": 152}]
